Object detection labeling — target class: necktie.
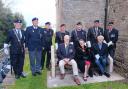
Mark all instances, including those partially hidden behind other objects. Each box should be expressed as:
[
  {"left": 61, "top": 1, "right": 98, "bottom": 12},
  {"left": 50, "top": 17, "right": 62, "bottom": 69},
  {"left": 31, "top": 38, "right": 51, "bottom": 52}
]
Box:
[
  {"left": 99, "top": 43, "right": 102, "bottom": 50},
  {"left": 65, "top": 45, "right": 69, "bottom": 55},
  {"left": 95, "top": 27, "right": 98, "bottom": 37},
  {"left": 17, "top": 30, "right": 21, "bottom": 39}
]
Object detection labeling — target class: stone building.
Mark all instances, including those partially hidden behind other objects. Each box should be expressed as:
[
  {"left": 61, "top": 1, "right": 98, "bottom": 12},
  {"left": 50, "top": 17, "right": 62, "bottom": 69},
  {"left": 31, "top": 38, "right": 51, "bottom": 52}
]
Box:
[{"left": 56, "top": 0, "right": 128, "bottom": 77}]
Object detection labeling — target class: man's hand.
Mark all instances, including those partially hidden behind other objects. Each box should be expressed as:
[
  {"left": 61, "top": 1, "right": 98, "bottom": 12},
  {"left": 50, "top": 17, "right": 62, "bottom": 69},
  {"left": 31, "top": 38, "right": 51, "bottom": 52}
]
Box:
[
  {"left": 95, "top": 54, "right": 100, "bottom": 60},
  {"left": 63, "top": 58, "right": 69, "bottom": 64},
  {"left": 108, "top": 41, "right": 113, "bottom": 47},
  {"left": 4, "top": 43, "right": 9, "bottom": 55}
]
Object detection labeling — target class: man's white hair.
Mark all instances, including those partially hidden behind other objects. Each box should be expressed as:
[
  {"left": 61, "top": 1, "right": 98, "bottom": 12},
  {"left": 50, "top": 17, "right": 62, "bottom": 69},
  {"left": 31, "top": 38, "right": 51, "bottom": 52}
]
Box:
[{"left": 97, "top": 35, "right": 104, "bottom": 40}]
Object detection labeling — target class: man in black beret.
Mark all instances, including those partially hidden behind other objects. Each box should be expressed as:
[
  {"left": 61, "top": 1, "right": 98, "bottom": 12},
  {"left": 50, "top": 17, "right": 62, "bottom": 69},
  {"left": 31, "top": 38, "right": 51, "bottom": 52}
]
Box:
[
  {"left": 4, "top": 19, "right": 26, "bottom": 79},
  {"left": 87, "top": 20, "right": 104, "bottom": 47},
  {"left": 71, "top": 22, "right": 87, "bottom": 48},
  {"left": 25, "top": 17, "right": 44, "bottom": 76},
  {"left": 104, "top": 22, "right": 119, "bottom": 73},
  {"left": 41, "top": 22, "right": 54, "bottom": 70}
]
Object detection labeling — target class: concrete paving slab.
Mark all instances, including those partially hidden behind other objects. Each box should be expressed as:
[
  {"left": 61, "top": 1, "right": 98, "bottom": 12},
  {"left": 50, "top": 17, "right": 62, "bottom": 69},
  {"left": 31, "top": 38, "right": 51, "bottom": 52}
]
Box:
[{"left": 47, "top": 72, "right": 125, "bottom": 88}]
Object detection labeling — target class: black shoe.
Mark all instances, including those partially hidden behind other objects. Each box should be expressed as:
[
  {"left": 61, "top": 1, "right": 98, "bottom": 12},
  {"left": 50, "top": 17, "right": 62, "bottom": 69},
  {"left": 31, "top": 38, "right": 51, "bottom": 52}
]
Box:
[
  {"left": 36, "top": 72, "right": 42, "bottom": 75},
  {"left": 20, "top": 73, "right": 26, "bottom": 78},
  {"left": 15, "top": 75, "right": 20, "bottom": 79},
  {"left": 104, "top": 72, "right": 110, "bottom": 78},
  {"left": 32, "top": 73, "right": 36, "bottom": 76}
]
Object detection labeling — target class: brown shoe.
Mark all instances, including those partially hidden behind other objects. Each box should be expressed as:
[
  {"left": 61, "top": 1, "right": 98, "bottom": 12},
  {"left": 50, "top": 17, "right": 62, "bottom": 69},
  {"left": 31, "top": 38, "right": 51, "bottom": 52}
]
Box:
[
  {"left": 74, "top": 77, "right": 81, "bottom": 85},
  {"left": 60, "top": 74, "right": 65, "bottom": 80}
]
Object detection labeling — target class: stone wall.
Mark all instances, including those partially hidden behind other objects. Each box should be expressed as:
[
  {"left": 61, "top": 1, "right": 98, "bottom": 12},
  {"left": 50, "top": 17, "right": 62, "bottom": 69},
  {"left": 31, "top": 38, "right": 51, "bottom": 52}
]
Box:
[
  {"left": 56, "top": 0, "right": 128, "bottom": 78},
  {"left": 108, "top": 0, "right": 128, "bottom": 78},
  {"left": 56, "top": 0, "right": 105, "bottom": 31}
]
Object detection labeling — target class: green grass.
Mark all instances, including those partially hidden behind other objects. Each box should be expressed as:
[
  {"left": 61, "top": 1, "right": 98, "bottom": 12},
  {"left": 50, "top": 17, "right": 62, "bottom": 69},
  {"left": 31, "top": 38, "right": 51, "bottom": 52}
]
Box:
[
  {"left": 8, "top": 36, "right": 128, "bottom": 89},
  {"left": 8, "top": 54, "right": 128, "bottom": 89}
]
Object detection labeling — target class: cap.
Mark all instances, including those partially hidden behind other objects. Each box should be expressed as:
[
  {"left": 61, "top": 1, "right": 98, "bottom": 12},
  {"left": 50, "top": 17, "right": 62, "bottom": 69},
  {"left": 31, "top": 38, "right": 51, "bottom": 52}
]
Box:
[
  {"left": 76, "top": 22, "right": 82, "bottom": 25},
  {"left": 32, "top": 17, "right": 38, "bottom": 21},
  {"left": 94, "top": 20, "right": 100, "bottom": 23},
  {"left": 14, "top": 19, "right": 22, "bottom": 23},
  {"left": 45, "top": 22, "right": 51, "bottom": 25}
]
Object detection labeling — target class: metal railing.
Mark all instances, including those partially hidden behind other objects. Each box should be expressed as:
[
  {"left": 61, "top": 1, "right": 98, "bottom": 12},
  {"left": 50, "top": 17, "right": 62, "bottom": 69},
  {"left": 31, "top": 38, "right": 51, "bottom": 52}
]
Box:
[{"left": 0, "top": 46, "right": 11, "bottom": 83}]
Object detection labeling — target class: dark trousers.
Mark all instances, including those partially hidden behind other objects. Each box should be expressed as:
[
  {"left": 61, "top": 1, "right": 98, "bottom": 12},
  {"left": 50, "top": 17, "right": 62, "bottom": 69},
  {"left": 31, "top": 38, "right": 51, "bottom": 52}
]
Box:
[
  {"left": 109, "top": 47, "right": 116, "bottom": 59},
  {"left": 10, "top": 53, "right": 24, "bottom": 76},
  {"left": 41, "top": 48, "right": 51, "bottom": 69}
]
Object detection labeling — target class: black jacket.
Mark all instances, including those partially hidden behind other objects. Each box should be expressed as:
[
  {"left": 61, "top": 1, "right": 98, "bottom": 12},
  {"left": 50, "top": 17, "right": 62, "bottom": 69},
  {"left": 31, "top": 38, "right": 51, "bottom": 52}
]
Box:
[{"left": 5, "top": 29, "right": 25, "bottom": 54}]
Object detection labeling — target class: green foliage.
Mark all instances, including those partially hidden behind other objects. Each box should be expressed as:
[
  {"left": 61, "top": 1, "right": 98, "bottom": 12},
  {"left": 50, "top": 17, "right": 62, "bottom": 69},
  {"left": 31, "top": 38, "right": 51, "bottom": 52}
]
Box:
[{"left": 0, "top": 0, "right": 26, "bottom": 48}]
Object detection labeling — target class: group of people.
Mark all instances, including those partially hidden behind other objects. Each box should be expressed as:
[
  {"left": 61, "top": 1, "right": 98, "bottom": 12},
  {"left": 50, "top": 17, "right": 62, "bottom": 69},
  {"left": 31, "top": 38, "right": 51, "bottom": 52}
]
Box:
[
  {"left": 4, "top": 18, "right": 54, "bottom": 79},
  {"left": 3, "top": 18, "right": 118, "bottom": 85},
  {"left": 56, "top": 20, "right": 118, "bottom": 85}
]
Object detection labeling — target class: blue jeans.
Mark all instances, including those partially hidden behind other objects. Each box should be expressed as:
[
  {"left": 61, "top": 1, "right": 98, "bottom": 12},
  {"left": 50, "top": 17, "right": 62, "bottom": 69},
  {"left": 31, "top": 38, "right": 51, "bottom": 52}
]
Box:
[
  {"left": 95, "top": 57, "right": 107, "bottom": 74},
  {"left": 29, "top": 50, "right": 42, "bottom": 74}
]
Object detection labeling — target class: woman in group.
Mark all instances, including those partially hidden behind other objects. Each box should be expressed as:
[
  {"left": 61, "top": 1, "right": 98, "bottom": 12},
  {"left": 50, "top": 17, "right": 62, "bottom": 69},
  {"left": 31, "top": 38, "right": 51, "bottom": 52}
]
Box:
[{"left": 75, "top": 39, "right": 92, "bottom": 81}]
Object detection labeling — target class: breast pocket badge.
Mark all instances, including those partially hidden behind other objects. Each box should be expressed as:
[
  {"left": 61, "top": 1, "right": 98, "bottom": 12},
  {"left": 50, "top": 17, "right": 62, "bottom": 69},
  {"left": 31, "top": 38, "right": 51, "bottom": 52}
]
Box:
[
  {"left": 111, "top": 34, "right": 115, "bottom": 38},
  {"left": 69, "top": 49, "right": 73, "bottom": 53}
]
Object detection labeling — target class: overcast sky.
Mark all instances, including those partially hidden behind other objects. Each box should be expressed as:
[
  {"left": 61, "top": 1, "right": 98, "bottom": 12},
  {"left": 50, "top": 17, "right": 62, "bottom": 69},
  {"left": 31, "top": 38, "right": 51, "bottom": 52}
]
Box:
[{"left": 4, "top": 0, "right": 56, "bottom": 27}]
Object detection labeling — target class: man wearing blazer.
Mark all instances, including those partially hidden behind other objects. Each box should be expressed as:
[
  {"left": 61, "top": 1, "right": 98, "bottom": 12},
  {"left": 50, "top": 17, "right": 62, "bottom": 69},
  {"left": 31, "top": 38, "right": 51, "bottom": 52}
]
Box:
[
  {"left": 4, "top": 19, "right": 26, "bottom": 79},
  {"left": 25, "top": 17, "right": 44, "bottom": 76},
  {"left": 104, "top": 22, "right": 118, "bottom": 58},
  {"left": 87, "top": 20, "right": 104, "bottom": 47},
  {"left": 57, "top": 35, "right": 81, "bottom": 85},
  {"left": 92, "top": 35, "right": 110, "bottom": 77}
]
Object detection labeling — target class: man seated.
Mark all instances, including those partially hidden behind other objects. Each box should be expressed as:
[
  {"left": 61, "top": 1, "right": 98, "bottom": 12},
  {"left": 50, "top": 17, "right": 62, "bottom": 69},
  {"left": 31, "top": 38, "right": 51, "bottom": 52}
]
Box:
[
  {"left": 92, "top": 35, "right": 110, "bottom": 77},
  {"left": 57, "top": 35, "right": 81, "bottom": 85}
]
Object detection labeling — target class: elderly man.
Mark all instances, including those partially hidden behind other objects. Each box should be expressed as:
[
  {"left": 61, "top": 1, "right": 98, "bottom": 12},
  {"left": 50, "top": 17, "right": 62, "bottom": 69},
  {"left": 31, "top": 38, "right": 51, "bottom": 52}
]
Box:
[
  {"left": 92, "top": 35, "right": 110, "bottom": 77},
  {"left": 25, "top": 17, "right": 44, "bottom": 76},
  {"left": 57, "top": 35, "right": 81, "bottom": 85},
  {"left": 4, "top": 19, "right": 26, "bottom": 79}
]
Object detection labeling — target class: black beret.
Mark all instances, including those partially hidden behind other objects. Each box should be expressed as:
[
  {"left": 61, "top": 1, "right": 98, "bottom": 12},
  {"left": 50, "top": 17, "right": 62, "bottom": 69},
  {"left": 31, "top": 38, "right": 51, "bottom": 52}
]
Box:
[
  {"left": 32, "top": 17, "right": 38, "bottom": 21},
  {"left": 45, "top": 22, "right": 51, "bottom": 25},
  {"left": 94, "top": 20, "right": 100, "bottom": 23},
  {"left": 76, "top": 22, "right": 82, "bottom": 25},
  {"left": 14, "top": 19, "right": 22, "bottom": 23},
  {"left": 108, "top": 22, "right": 114, "bottom": 25}
]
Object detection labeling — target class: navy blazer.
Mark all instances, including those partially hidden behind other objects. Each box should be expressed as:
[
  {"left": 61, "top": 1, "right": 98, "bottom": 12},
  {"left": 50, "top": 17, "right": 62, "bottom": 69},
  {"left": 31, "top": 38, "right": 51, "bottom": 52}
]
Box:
[
  {"left": 43, "top": 28, "right": 54, "bottom": 50},
  {"left": 57, "top": 43, "right": 75, "bottom": 61},
  {"left": 5, "top": 29, "right": 25, "bottom": 54},
  {"left": 87, "top": 27, "right": 104, "bottom": 45},
  {"left": 104, "top": 28, "right": 118, "bottom": 44},
  {"left": 25, "top": 26, "right": 44, "bottom": 51},
  {"left": 92, "top": 43, "right": 108, "bottom": 58},
  {"left": 71, "top": 29, "right": 86, "bottom": 48},
  {"left": 55, "top": 31, "right": 69, "bottom": 44}
]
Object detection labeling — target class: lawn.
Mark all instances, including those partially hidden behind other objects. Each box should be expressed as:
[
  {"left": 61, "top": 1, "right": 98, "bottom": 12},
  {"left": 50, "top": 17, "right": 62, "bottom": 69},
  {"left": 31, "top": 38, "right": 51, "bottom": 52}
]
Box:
[{"left": 8, "top": 54, "right": 128, "bottom": 89}]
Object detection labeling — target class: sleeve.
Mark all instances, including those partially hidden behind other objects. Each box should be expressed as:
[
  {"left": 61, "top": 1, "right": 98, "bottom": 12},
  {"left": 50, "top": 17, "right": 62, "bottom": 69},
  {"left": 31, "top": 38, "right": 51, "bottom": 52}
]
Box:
[
  {"left": 87, "top": 28, "right": 91, "bottom": 41},
  {"left": 113, "top": 30, "right": 119, "bottom": 43},
  {"left": 57, "top": 44, "right": 64, "bottom": 61},
  {"left": 70, "top": 31, "right": 74, "bottom": 42},
  {"left": 69, "top": 45, "right": 75, "bottom": 60},
  {"left": 5, "top": 30, "right": 11, "bottom": 44}
]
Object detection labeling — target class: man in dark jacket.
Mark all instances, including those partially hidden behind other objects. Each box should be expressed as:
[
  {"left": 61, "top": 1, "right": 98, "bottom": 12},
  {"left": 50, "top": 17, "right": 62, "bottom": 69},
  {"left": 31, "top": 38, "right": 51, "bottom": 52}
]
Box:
[
  {"left": 92, "top": 35, "right": 110, "bottom": 77},
  {"left": 87, "top": 20, "right": 104, "bottom": 47},
  {"left": 55, "top": 24, "right": 69, "bottom": 49},
  {"left": 71, "top": 22, "right": 87, "bottom": 48},
  {"left": 25, "top": 17, "right": 44, "bottom": 76},
  {"left": 57, "top": 35, "right": 81, "bottom": 85},
  {"left": 41, "top": 22, "right": 54, "bottom": 70},
  {"left": 4, "top": 19, "right": 26, "bottom": 79}
]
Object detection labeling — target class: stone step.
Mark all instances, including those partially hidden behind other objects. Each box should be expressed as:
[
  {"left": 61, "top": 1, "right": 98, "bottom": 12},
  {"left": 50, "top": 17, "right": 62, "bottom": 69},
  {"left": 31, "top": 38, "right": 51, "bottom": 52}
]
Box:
[{"left": 47, "top": 72, "right": 125, "bottom": 88}]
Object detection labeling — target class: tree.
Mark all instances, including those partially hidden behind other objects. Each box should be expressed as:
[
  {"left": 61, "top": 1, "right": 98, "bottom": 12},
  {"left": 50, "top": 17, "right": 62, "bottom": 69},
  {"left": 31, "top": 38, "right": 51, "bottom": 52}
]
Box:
[{"left": 0, "top": 0, "right": 26, "bottom": 48}]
